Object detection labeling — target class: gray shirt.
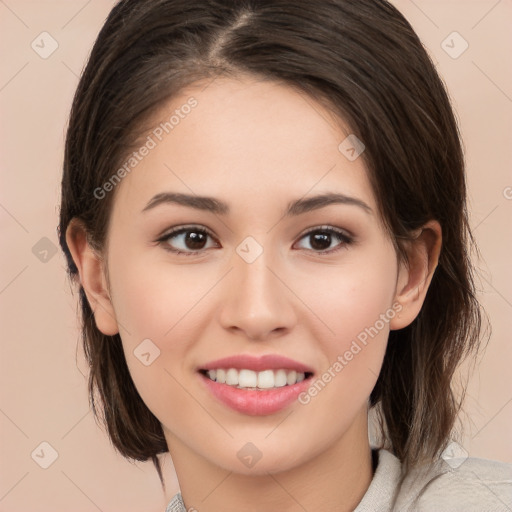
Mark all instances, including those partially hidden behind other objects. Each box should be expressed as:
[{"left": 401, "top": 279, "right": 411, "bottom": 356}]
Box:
[{"left": 165, "top": 448, "right": 512, "bottom": 511}]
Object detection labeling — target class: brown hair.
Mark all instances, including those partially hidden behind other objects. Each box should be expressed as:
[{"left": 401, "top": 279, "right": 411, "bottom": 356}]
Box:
[{"left": 58, "top": 0, "right": 485, "bottom": 493}]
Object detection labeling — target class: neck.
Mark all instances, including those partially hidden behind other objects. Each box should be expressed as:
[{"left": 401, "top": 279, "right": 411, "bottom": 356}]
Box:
[{"left": 167, "top": 410, "right": 374, "bottom": 512}]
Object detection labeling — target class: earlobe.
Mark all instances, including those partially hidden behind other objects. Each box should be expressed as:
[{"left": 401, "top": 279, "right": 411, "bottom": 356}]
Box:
[
  {"left": 390, "top": 220, "right": 442, "bottom": 330},
  {"left": 65, "top": 219, "right": 119, "bottom": 336}
]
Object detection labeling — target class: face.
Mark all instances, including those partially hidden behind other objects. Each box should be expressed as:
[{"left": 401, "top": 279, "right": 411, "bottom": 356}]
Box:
[{"left": 100, "top": 76, "right": 404, "bottom": 475}]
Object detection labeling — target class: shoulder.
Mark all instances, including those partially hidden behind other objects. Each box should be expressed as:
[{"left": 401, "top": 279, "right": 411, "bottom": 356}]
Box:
[
  {"left": 356, "top": 448, "right": 511, "bottom": 512},
  {"left": 165, "top": 450, "right": 512, "bottom": 512},
  {"left": 395, "top": 450, "right": 512, "bottom": 511},
  {"left": 165, "top": 492, "right": 186, "bottom": 512}
]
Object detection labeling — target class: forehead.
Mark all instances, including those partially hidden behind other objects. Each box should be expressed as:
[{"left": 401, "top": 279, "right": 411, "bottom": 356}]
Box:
[{"left": 111, "top": 75, "right": 376, "bottom": 218}]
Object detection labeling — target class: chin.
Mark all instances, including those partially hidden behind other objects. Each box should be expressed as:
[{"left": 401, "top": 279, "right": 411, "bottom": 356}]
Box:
[{"left": 204, "top": 442, "right": 309, "bottom": 477}]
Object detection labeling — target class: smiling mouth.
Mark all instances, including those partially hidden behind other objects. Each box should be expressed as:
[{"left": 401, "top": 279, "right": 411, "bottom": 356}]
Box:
[{"left": 198, "top": 368, "right": 314, "bottom": 390}]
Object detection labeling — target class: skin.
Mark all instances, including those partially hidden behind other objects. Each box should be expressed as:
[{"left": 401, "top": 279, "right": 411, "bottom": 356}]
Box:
[{"left": 66, "top": 75, "right": 442, "bottom": 512}]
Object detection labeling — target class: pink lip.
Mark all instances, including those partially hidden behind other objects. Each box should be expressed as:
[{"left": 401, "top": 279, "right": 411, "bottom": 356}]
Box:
[
  {"left": 198, "top": 372, "right": 312, "bottom": 416},
  {"left": 198, "top": 354, "right": 314, "bottom": 373},
  {"left": 197, "top": 354, "right": 315, "bottom": 415}
]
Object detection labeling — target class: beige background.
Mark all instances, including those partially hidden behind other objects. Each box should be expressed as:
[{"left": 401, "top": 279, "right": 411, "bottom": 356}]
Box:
[{"left": 1, "top": 1, "right": 511, "bottom": 511}]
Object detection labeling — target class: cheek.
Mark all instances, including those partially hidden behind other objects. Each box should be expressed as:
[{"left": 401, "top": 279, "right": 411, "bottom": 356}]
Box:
[
  {"left": 296, "top": 247, "right": 398, "bottom": 351},
  {"left": 106, "top": 248, "right": 219, "bottom": 416},
  {"left": 108, "top": 249, "right": 214, "bottom": 347},
  {"left": 294, "top": 247, "right": 398, "bottom": 403},
  {"left": 108, "top": 267, "right": 201, "bottom": 430}
]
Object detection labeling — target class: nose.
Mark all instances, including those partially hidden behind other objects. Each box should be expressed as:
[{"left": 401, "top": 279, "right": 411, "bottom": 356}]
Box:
[{"left": 218, "top": 246, "right": 297, "bottom": 341}]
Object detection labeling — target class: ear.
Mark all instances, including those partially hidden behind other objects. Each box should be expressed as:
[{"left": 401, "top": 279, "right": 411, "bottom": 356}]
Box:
[
  {"left": 65, "top": 219, "right": 119, "bottom": 336},
  {"left": 390, "top": 220, "right": 442, "bottom": 330}
]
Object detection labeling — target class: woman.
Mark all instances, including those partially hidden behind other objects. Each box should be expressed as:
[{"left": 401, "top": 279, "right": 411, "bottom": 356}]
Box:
[{"left": 58, "top": 0, "right": 512, "bottom": 510}]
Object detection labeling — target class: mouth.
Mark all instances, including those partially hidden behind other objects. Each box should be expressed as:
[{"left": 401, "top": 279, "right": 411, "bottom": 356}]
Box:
[
  {"left": 198, "top": 368, "right": 314, "bottom": 390},
  {"left": 196, "top": 354, "right": 315, "bottom": 415}
]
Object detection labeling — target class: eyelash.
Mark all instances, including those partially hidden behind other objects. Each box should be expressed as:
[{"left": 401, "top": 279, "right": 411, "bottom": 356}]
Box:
[{"left": 156, "top": 224, "right": 354, "bottom": 257}]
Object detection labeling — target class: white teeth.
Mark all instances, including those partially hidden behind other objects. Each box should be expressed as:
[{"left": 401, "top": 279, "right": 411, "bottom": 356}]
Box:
[
  {"left": 286, "top": 370, "right": 297, "bottom": 385},
  {"left": 274, "top": 369, "right": 287, "bottom": 387},
  {"left": 225, "top": 368, "right": 238, "bottom": 385},
  {"left": 238, "top": 369, "right": 257, "bottom": 388},
  {"left": 257, "top": 369, "right": 275, "bottom": 389},
  {"left": 204, "top": 368, "right": 307, "bottom": 389},
  {"left": 216, "top": 369, "right": 226, "bottom": 384}
]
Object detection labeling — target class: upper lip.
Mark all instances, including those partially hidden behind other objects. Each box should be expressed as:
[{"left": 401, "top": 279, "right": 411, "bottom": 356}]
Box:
[{"left": 199, "top": 354, "right": 314, "bottom": 374}]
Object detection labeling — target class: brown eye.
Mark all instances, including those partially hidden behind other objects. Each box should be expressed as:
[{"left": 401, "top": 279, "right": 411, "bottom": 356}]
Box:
[
  {"left": 309, "top": 232, "right": 332, "bottom": 251},
  {"left": 158, "top": 226, "right": 219, "bottom": 255},
  {"left": 182, "top": 230, "right": 208, "bottom": 250},
  {"left": 295, "top": 227, "right": 353, "bottom": 254}
]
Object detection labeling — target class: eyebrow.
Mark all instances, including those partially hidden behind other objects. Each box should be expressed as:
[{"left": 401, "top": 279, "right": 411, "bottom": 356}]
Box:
[{"left": 141, "top": 191, "right": 372, "bottom": 216}]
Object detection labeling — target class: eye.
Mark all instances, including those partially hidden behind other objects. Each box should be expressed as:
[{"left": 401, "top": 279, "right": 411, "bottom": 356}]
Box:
[
  {"left": 294, "top": 226, "right": 353, "bottom": 254},
  {"left": 156, "top": 225, "right": 219, "bottom": 255},
  {"left": 156, "top": 224, "right": 353, "bottom": 256}
]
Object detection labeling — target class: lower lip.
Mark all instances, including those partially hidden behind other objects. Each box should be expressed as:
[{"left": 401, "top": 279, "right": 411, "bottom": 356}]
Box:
[{"left": 198, "top": 372, "right": 312, "bottom": 416}]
